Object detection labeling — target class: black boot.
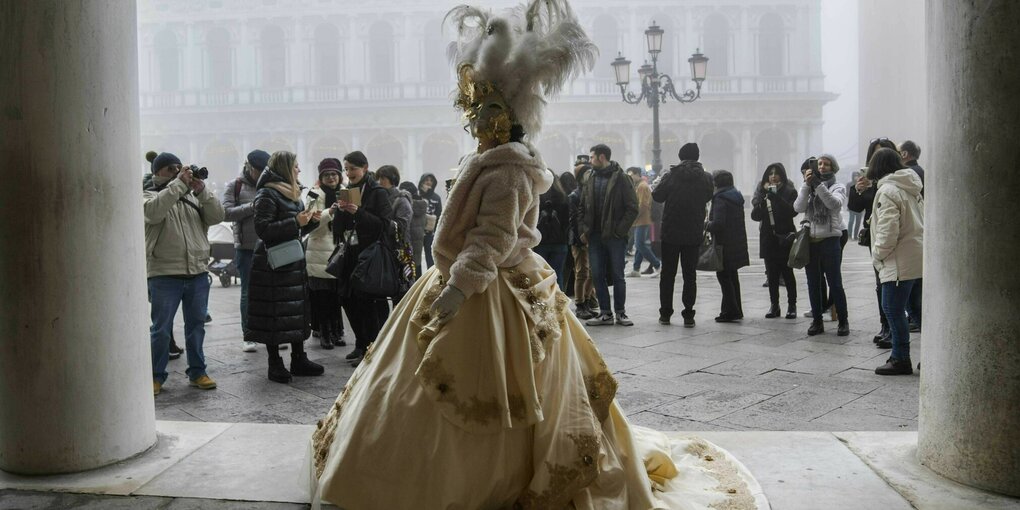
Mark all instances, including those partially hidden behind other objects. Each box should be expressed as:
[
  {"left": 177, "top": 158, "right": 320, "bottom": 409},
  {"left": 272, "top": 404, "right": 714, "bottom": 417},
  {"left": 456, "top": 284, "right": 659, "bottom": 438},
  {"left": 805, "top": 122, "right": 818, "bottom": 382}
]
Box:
[
  {"left": 873, "top": 325, "right": 890, "bottom": 344},
  {"left": 765, "top": 304, "right": 781, "bottom": 319},
  {"left": 268, "top": 353, "right": 292, "bottom": 384},
  {"left": 875, "top": 357, "right": 913, "bottom": 375},
  {"left": 319, "top": 322, "right": 334, "bottom": 350},
  {"left": 332, "top": 320, "right": 347, "bottom": 347},
  {"left": 837, "top": 320, "right": 850, "bottom": 337},
  {"left": 681, "top": 309, "right": 696, "bottom": 328},
  {"left": 291, "top": 350, "right": 325, "bottom": 377},
  {"left": 169, "top": 336, "right": 183, "bottom": 360},
  {"left": 785, "top": 304, "right": 797, "bottom": 320},
  {"left": 807, "top": 320, "right": 824, "bottom": 336}
]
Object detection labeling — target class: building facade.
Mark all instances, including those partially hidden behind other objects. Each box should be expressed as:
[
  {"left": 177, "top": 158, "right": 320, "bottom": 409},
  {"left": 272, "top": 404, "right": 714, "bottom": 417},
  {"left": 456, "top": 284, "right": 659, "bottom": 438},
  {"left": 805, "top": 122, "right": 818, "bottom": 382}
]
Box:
[{"left": 138, "top": 0, "right": 834, "bottom": 193}]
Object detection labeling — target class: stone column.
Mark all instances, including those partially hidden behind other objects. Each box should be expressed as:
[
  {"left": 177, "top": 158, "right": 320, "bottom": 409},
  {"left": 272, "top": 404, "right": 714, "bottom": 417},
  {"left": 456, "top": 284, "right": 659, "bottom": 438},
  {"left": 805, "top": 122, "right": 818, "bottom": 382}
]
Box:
[
  {"left": 918, "top": 0, "right": 1020, "bottom": 497},
  {"left": 0, "top": 0, "right": 156, "bottom": 474}
]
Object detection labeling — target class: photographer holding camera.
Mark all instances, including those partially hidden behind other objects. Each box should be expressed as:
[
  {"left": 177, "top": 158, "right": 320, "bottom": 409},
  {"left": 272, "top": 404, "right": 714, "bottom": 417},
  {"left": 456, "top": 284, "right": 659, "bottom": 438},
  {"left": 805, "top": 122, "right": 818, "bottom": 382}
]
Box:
[
  {"left": 793, "top": 154, "right": 849, "bottom": 337},
  {"left": 143, "top": 151, "right": 225, "bottom": 396}
]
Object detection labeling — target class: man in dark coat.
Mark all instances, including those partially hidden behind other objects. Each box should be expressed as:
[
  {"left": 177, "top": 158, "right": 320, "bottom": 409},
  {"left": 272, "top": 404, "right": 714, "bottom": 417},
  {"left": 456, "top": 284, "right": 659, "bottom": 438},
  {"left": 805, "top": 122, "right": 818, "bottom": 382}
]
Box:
[
  {"left": 651, "top": 143, "right": 714, "bottom": 326},
  {"left": 578, "top": 144, "right": 639, "bottom": 326},
  {"left": 333, "top": 151, "right": 394, "bottom": 365},
  {"left": 706, "top": 170, "right": 749, "bottom": 322}
]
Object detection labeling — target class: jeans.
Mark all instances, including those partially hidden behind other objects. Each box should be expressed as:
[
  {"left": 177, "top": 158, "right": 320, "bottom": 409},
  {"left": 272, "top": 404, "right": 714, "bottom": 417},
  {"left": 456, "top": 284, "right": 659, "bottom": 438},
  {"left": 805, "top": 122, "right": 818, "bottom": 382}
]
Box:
[
  {"left": 534, "top": 244, "right": 569, "bottom": 291},
  {"left": 631, "top": 225, "right": 661, "bottom": 271},
  {"left": 907, "top": 279, "right": 923, "bottom": 326},
  {"left": 423, "top": 232, "right": 435, "bottom": 269},
  {"left": 658, "top": 242, "right": 700, "bottom": 319},
  {"left": 716, "top": 269, "right": 743, "bottom": 318},
  {"left": 882, "top": 279, "right": 917, "bottom": 360},
  {"left": 149, "top": 275, "right": 210, "bottom": 383},
  {"left": 571, "top": 245, "right": 595, "bottom": 304},
  {"left": 805, "top": 237, "right": 848, "bottom": 322},
  {"left": 235, "top": 248, "right": 254, "bottom": 334},
  {"left": 848, "top": 210, "right": 863, "bottom": 238},
  {"left": 588, "top": 234, "right": 627, "bottom": 314}
]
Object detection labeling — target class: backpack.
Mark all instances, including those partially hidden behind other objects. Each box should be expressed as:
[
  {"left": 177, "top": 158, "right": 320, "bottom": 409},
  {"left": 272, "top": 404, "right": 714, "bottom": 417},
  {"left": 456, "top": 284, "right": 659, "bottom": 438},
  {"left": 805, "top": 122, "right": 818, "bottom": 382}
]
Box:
[{"left": 538, "top": 201, "right": 562, "bottom": 236}]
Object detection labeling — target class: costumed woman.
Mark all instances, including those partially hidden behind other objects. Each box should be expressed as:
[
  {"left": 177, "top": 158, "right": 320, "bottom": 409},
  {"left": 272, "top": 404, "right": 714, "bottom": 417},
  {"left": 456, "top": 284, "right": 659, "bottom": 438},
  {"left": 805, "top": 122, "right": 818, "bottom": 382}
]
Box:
[{"left": 310, "top": 2, "right": 766, "bottom": 509}]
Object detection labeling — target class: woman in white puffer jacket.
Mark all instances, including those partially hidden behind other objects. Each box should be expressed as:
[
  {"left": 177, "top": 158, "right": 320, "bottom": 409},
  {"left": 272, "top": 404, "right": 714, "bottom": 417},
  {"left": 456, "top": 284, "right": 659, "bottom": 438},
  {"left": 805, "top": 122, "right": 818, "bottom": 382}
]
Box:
[
  {"left": 305, "top": 158, "right": 346, "bottom": 350},
  {"left": 867, "top": 148, "right": 924, "bottom": 376}
]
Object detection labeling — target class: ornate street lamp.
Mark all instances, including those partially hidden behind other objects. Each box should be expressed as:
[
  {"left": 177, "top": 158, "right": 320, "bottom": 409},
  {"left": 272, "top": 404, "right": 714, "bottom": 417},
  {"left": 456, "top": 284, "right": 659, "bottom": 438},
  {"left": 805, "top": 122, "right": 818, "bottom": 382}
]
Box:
[{"left": 615, "top": 22, "right": 708, "bottom": 174}]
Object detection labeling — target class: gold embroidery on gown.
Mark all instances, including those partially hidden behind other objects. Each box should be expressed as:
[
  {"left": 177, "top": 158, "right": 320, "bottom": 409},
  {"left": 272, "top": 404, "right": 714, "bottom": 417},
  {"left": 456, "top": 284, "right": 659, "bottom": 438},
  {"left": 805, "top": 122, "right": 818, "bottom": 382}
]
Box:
[{"left": 514, "top": 433, "right": 601, "bottom": 510}]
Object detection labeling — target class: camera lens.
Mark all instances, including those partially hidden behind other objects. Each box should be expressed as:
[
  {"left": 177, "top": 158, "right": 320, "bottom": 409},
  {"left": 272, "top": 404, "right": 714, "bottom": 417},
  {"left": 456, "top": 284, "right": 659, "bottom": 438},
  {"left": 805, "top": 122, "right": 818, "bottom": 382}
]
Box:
[{"left": 194, "top": 167, "right": 209, "bottom": 180}]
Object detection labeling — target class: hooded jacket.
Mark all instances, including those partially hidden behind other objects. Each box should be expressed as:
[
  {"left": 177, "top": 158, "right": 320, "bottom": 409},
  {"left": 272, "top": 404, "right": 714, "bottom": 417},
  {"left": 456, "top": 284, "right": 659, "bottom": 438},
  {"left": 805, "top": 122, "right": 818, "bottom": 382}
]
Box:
[
  {"left": 433, "top": 142, "right": 552, "bottom": 298},
  {"left": 871, "top": 170, "right": 924, "bottom": 283},
  {"left": 652, "top": 161, "right": 714, "bottom": 246},
  {"left": 143, "top": 176, "right": 225, "bottom": 278},
  {"left": 706, "top": 186, "right": 750, "bottom": 271},
  {"left": 222, "top": 170, "right": 260, "bottom": 250},
  {"left": 578, "top": 161, "right": 639, "bottom": 240},
  {"left": 387, "top": 186, "right": 413, "bottom": 244}
]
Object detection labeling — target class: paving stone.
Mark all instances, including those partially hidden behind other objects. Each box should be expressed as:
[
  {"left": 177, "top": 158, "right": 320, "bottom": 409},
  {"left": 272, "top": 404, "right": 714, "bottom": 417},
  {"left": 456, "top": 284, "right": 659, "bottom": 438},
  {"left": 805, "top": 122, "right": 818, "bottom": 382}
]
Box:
[
  {"left": 627, "top": 411, "right": 743, "bottom": 431},
  {"left": 621, "top": 355, "right": 731, "bottom": 378},
  {"left": 614, "top": 387, "right": 684, "bottom": 415},
  {"left": 654, "top": 390, "right": 772, "bottom": 422},
  {"left": 746, "top": 386, "right": 860, "bottom": 421},
  {"left": 678, "top": 371, "right": 799, "bottom": 397},
  {"left": 756, "top": 369, "right": 883, "bottom": 396},
  {"left": 780, "top": 351, "right": 874, "bottom": 376},
  {"left": 713, "top": 407, "right": 832, "bottom": 431},
  {"left": 837, "top": 385, "right": 920, "bottom": 420},
  {"left": 812, "top": 409, "right": 917, "bottom": 431},
  {"left": 612, "top": 372, "right": 712, "bottom": 398},
  {"left": 701, "top": 354, "right": 805, "bottom": 377}
]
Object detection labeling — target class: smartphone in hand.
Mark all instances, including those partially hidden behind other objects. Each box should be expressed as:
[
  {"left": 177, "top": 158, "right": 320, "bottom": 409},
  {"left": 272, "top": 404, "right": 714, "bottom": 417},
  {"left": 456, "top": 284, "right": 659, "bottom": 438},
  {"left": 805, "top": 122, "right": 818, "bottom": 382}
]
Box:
[{"left": 306, "top": 190, "right": 320, "bottom": 210}]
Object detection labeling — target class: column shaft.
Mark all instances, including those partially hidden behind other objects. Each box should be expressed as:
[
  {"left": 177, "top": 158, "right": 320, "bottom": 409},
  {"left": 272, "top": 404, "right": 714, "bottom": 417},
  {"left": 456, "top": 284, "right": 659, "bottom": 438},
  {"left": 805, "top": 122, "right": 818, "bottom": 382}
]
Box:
[
  {"left": 919, "top": 0, "right": 1020, "bottom": 497},
  {"left": 0, "top": 0, "right": 156, "bottom": 474}
]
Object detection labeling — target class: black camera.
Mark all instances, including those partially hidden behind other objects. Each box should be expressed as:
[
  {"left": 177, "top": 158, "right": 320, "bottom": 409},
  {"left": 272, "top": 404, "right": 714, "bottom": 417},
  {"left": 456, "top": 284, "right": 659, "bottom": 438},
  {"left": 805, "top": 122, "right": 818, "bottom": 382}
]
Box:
[{"left": 188, "top": 165, "right": 209, "bottom": 180}]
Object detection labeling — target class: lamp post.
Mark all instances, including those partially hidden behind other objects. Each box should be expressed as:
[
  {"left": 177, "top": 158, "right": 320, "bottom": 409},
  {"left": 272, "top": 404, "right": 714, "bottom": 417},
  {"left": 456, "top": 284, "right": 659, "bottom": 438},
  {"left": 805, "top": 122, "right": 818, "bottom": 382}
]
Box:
[{"left": 612, "top": 23, "right": 708, "bottom": 174}]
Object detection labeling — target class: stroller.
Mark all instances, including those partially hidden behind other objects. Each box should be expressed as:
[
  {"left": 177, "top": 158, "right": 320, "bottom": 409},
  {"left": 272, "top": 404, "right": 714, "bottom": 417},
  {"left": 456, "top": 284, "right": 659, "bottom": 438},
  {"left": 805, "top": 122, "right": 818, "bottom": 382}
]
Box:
[{"left": 208, "top": 223, "right": 239, "bottom": 287}]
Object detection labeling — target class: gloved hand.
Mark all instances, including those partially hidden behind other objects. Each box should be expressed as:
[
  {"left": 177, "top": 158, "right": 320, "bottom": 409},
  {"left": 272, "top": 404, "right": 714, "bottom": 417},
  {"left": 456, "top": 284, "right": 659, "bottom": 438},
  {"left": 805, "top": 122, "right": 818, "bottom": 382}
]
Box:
[{"left": 429, "top": 285, "right": 465, "bottom": 327}]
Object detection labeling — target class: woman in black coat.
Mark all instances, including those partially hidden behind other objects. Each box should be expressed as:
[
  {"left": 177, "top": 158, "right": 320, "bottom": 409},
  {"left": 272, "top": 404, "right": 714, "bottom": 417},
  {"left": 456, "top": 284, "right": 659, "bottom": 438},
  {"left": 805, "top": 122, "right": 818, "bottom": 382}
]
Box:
[
  {"left": 246, "top": 151, "right": 325, "bottom": 383},
  {"left": 534, "top": 173, "right": 571, "bottom": 290},
  {"left": 331, "top": 151, "right": 394, "bottom": 365},
  {"left": 750, "top": 163, "right": 799, "bottom": 319},
  {"left": 705, "top": 170, "right": 749, "bottom": 323}
]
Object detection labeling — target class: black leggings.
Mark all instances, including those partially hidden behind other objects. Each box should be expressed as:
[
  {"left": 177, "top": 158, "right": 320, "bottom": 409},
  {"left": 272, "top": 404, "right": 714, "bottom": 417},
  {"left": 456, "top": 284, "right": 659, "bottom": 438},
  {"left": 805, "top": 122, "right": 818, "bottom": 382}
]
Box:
[
  {"left": 309, "top": 289, "right": 344, "bottom": 335},
  {"left": 347, "top": 295, "right": 390, "bottom": 351},
  {"left": 764, "top": 258, "right": 797, "bottom": 307}
]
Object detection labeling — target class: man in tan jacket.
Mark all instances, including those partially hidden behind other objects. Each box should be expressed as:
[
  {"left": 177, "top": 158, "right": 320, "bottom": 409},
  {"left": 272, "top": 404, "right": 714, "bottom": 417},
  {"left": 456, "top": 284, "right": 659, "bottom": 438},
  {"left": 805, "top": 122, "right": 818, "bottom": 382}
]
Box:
[{"left": 143, "top": 151, "right": 225, "bottom": 396}]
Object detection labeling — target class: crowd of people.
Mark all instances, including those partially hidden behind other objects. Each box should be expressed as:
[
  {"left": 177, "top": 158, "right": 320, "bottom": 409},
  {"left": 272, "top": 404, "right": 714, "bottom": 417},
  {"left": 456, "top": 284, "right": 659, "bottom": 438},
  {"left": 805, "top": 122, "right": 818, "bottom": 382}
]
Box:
[
  {"left": 527, "top": 138, "right": 925, "bottom": 377},
  {"left": 141, "top": 134, "right": 925, "bottom": 398},
  {"left": 143, "top": 148, "right": 442, "bottom": 394}
]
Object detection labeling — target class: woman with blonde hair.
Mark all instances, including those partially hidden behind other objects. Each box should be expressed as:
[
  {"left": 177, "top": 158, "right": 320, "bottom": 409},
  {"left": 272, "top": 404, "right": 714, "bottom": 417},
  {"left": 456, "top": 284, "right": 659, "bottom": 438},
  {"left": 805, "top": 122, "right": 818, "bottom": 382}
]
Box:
[{"left": 246, "top": 151, "right": 325, "bottom": 383}]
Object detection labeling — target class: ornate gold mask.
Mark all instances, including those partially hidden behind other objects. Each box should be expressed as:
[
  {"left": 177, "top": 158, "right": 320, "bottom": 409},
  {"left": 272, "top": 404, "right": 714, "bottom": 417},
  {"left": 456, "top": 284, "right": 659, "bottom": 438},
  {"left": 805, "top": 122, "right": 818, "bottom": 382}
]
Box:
[{"left": 455, "top": 64, "right": 513, "bottom": 150}]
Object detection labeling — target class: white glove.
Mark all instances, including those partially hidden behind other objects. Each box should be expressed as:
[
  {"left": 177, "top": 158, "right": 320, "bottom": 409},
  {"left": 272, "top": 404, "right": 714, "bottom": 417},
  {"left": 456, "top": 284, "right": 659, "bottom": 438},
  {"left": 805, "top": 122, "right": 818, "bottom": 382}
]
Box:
[{"left": 429, "top": 285, "right": 465, "bottom": 327}]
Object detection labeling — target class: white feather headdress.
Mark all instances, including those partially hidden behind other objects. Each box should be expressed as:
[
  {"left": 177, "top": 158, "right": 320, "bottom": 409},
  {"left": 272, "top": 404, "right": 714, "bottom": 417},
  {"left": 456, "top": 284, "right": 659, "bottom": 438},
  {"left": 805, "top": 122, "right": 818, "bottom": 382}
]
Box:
[{"left": 445, "top": 0, "right": 598, "bottom": 137}]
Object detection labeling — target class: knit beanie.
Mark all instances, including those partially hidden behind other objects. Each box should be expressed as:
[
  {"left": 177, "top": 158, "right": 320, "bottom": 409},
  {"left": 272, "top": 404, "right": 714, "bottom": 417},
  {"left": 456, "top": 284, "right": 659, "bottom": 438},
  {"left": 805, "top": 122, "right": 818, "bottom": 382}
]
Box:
[
  {"left": 147, "top": 151, "right": 182, "bottom": 173},
  {"left": 318, "top": 157, "right": 342, "bottom": 178},
  {"left": 246, "top": 149, "right": 270, "bottom": 171},
  {"left": 678, "top": 143, "right": 700, "bottom": 162},
  {"left": 818, "top": 153, "right": 841, "bottom": 173}
]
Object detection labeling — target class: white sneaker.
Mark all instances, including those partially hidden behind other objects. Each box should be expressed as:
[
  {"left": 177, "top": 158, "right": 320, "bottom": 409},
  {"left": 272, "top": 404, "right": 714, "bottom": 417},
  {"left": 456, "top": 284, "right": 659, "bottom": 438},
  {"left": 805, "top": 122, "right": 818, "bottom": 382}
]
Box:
[
  {"left": 650, "top": 267, "right": 661, "bottom": 278},
  {"left": 626, "top": 270, "right": 641, "bottom": 278},
  {"left": 241, "top": 341, "right": 257, "bottom": 353}
]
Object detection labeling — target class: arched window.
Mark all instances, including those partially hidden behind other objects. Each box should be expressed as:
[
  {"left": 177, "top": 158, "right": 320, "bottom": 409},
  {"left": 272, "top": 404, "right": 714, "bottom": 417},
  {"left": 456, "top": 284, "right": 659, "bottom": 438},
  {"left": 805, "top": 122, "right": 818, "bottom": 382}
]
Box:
[
  {"left": 261, "top": 25, "right": 286, "bottom": 88},
  {"left": 592, "top": 15, "right": 618, "bottom": 80},
  {"left": 420, "top": 133, "right": 461, "bottom": 181},
  {"left": 311, "top": 137, "right": 349, "bottom": 169},
  {"left": 154, "top": 29, "right": 179, "bottom": 92},
  {"left": 754, "top": 128, "right": 792, "bottom": 179},
  {"left": 699, "top": 130, "right": 736, "bottom": 173},
  {"left": 759, "top": 13, "right": 784, "bottom": 76},
  {"left": 535, "top": 132, "right": 574, "bottom": 172},
  {"left": 206, "top": 28, "right": 232, "bottom": 90},
  {"left": 202, "top": 140, "right": 239, "bottom": 184},
  {"left": 703, "top": 14, "right": 730, "bottom": 77},
  {"left": 590, "top": 131, "right": 626, "bottom": 158},
  {"left": 314, "top": 23, "right": 341, "bottom": 86},
  {"left": 369, "top": 22, "right": 396, "bottom": 84},
  {"left": 366, "top": 134, "right": 405, "bottom": 170},
  {"left": 423, "top": 19, "right": 449, "bottom": 82}
]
